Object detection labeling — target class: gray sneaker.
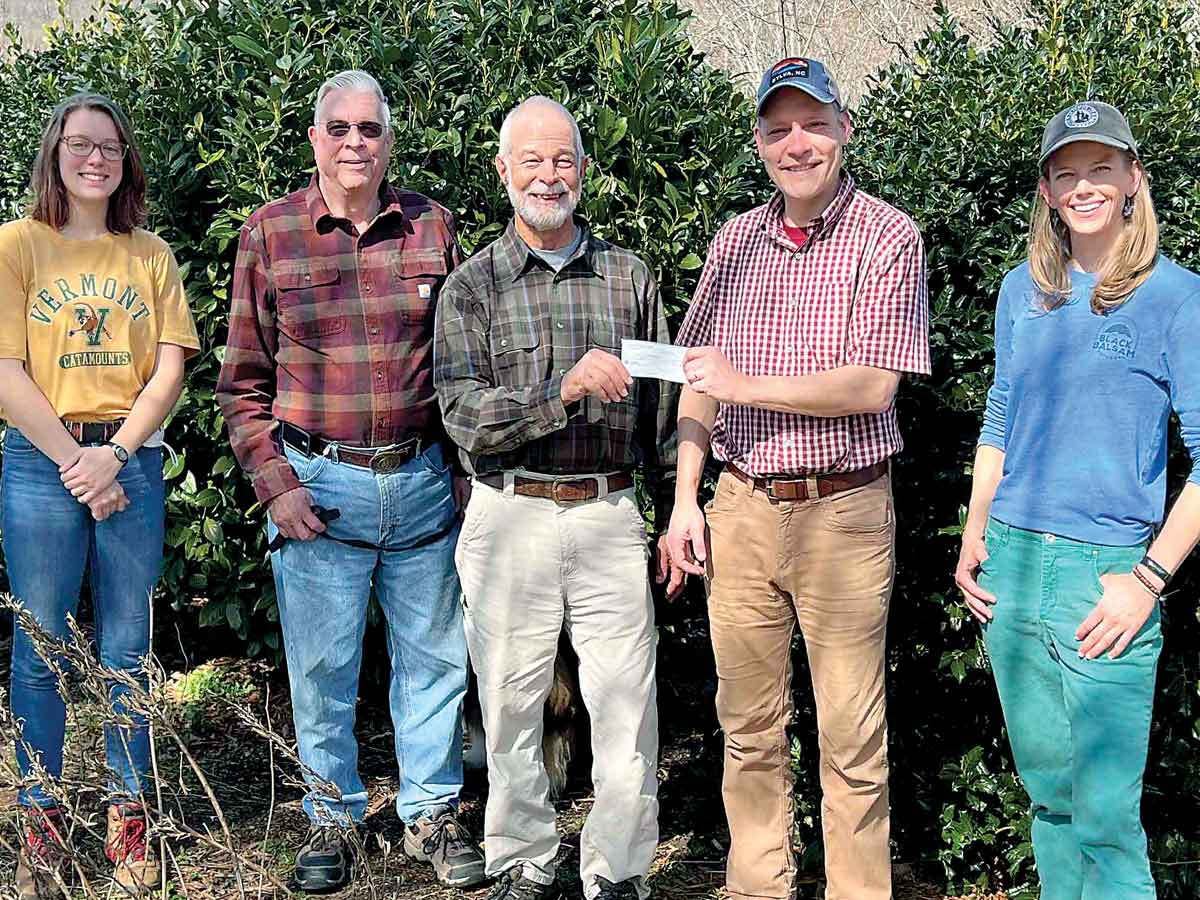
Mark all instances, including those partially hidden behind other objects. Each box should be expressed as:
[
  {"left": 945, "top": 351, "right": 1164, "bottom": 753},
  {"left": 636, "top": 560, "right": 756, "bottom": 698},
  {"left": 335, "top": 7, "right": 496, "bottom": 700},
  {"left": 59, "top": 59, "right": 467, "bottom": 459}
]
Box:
[{"left": 403, "top": 804, "right": 487, "bottom": 887}]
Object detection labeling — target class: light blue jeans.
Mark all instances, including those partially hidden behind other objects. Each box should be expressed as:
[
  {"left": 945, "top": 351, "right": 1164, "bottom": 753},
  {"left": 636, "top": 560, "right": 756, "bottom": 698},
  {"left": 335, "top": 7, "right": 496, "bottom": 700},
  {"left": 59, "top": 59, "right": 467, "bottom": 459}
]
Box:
[
  {"left": 268, "top": 441, "right": 467, "bottom": 826},
  {"left": 979, "top": 518, "right": 1161, "bottom": 900},
  {"left": 2, "top": 426, "right": 164, "bottom": 808}
]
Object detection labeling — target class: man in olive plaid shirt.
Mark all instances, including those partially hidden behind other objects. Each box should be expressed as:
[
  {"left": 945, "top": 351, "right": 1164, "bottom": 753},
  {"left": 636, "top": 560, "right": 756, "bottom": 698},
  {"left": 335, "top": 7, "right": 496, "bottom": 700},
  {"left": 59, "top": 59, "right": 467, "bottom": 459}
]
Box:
[{"left": 434, "top": 96, "right": 678, "bottom": 900}]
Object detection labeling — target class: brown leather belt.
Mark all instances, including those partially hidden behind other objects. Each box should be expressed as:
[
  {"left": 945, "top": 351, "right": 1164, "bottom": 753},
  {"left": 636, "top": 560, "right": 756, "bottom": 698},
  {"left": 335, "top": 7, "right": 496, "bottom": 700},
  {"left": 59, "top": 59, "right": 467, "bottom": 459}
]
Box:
[
  {"left": 279, "top": 421, "right": 432, "bottom": 474},
  {"left": 726, "top": 460, "right": 887, "bottom": 501},
  {"left": 62, "top": 419, "right": 124, "bottom": 444},
  {"left": 476, "top": 471, "right": 634, "bottom": 504}
]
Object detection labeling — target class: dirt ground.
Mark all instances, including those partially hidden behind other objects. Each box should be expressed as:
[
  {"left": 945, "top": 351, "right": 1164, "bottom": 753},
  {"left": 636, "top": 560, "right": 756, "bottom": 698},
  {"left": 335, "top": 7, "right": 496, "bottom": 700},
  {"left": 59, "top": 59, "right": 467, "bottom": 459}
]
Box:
[{"left": 0, "top": 632, "right": 1007, "bottom": 900}]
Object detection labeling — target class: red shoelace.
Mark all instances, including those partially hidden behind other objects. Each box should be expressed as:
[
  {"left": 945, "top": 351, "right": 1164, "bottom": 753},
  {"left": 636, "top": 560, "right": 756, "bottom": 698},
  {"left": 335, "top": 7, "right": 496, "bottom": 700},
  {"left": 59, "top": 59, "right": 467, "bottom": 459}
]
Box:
[{"left": 110, "top": 810, "right": 148, "bottom": 862}]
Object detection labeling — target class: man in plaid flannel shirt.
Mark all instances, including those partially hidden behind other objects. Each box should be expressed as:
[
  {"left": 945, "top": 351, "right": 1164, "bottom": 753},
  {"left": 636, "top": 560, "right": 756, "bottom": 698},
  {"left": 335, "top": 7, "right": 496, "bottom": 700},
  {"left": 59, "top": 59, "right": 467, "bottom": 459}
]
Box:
[
  {"left": 215, "top": 71, "right": 484, "bottom": 893},
  {"left": 667, "top": 58, "right": 931, "bottom": 900},
  {"left": 434, "top": 96, "right": 678, "bottom": 900}
]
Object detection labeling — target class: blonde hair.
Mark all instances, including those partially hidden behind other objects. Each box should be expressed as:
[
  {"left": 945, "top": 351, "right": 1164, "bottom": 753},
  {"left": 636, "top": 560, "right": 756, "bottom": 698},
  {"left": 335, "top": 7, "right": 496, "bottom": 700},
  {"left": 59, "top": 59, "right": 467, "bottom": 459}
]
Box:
[{"left": 1028, "top": 153, "right": 1159, "bottom": 313}]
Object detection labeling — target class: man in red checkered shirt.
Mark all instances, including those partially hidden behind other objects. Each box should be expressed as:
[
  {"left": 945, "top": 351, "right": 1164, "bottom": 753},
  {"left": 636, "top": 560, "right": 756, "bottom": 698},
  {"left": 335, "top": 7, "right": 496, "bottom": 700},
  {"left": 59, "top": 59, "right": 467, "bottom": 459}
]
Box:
[
  {"left": 666, "top": 57, "right": 930, "bottom": 900},
  {"left": 216, "top": 70, "right": 484, "bottom": 893}
]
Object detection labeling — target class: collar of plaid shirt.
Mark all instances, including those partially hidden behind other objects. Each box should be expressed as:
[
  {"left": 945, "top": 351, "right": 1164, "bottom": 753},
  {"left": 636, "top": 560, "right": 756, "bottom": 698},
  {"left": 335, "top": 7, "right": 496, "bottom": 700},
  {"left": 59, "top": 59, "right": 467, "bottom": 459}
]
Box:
[
  {"left": 302, "top": 174, "right": 411, "bottom": 234},
  {"left": 759, "top": 172, "right": 857, "bottom": 247},
  {"left": 492, "top": 216, "right": 599, "bottom": 281}
]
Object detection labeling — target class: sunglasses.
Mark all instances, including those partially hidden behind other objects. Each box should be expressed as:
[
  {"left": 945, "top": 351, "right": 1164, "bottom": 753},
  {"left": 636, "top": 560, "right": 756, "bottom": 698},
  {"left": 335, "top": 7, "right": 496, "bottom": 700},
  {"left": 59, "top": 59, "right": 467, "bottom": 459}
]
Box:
[
  {"left": 60, "top": 136, "right": 127, "bottom": 161},
  {"left": 319, "top": 120, "right": 387, "bottom": 139}
]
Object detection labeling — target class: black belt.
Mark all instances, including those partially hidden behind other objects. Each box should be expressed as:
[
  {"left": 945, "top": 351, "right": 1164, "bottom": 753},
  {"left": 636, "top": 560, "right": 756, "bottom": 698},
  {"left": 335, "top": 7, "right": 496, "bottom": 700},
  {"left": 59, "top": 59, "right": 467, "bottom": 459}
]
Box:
[
  {"left": 278, "top": 421, "right": 432, "bottom": 474},
  {"left": 476, "top": 471, "right": 634, "bottom": 504},
  {"left": 62, "top": 419, "right": 124, "bottom": 444}
]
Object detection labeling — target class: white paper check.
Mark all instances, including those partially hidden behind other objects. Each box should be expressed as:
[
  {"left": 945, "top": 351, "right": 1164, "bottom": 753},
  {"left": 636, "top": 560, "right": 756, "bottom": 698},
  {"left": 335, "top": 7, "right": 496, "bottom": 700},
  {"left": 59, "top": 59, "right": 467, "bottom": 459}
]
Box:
[{"left": 621, "top": 339, "right": 687, "bottom": 383}]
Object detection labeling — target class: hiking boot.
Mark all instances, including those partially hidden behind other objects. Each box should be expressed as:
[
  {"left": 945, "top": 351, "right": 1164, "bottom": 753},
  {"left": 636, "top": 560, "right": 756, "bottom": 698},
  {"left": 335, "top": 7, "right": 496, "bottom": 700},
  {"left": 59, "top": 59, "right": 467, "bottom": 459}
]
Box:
[
  {"left": 294, "top": 825, "right": 352, "bottom": 893},
  {"left": 105, "top": 802, "right": 160, "bottom": 892},
  {"left": 15, "top": 806, "right": 69, "bottom": 900},
  {"left": 594, "top": 876, "right": 640, "bottom": 900},
  {"left": 403, "top": 803, "right": 487, "bottom": 887},
  {"left": 487, "top": 867, "right": 560, "bottom": 900}
]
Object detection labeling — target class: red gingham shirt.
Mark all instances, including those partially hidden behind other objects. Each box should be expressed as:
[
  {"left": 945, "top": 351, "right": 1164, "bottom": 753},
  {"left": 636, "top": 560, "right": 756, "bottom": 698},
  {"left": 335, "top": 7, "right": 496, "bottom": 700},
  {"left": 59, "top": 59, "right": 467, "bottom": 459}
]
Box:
[
  {"left": 676, "top": 175, "right": 930, "bottom": 477},
  {"left": 216, "top": 176, "right": 460, "bottom": 504}
]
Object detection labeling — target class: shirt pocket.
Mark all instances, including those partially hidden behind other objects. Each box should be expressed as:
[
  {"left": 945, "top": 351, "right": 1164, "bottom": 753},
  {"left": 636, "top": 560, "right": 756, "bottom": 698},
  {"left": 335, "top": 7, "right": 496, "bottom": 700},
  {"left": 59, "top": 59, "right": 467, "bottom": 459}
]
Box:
[
  {"left": 275, "top": 264, "right": 346, "bottom": 342},
  {"left": 391, "top": 248, "right": 447, "bottom": 326},
  {"left": 489, "top": 319, "right": 546, "bottom": 386}
]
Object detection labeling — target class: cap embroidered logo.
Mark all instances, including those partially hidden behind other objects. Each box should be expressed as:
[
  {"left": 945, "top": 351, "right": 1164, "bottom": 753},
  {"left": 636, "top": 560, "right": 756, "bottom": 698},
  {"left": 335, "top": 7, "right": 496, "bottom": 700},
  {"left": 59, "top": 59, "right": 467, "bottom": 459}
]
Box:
[{"left": 1065, "top": 103, "right": 1100, "bottom": 129}]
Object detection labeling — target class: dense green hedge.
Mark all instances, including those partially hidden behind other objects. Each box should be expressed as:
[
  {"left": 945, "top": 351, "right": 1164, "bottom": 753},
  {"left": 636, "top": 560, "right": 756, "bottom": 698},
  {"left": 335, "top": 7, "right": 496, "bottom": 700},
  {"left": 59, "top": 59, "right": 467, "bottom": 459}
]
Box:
[{"left": 0, "top": 0, "right": 1196, "bottom": 894}]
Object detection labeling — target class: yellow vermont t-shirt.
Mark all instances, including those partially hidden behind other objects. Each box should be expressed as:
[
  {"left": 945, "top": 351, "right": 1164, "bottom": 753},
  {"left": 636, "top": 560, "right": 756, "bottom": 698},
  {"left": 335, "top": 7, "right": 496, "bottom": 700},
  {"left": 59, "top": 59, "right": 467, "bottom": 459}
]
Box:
[{"left": 0, "top": 218, "right": 200, "bottom": 421}]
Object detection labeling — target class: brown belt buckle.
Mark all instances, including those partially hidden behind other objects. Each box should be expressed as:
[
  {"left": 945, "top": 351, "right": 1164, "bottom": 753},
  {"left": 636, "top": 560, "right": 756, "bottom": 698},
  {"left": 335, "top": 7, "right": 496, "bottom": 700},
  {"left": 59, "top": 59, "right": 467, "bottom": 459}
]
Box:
[{"left": 550, "top": 479, "right": 588, "bottom": 506}]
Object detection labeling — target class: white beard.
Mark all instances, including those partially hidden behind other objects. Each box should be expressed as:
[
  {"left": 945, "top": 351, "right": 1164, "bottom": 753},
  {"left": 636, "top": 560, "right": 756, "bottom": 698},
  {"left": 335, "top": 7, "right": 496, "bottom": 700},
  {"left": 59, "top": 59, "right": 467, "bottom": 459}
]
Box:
[{"left": 506, "top": 175, "right": 579, "bottom": 232}]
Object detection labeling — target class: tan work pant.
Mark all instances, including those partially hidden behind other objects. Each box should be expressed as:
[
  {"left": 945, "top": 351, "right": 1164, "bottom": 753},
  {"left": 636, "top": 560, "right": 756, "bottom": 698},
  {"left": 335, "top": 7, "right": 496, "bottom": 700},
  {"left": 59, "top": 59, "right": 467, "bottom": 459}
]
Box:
[
  {"left": 456, "top": 475, "right": 659, "bottom": 900},
  {"left": 706, "top": 468, "right": 895, "bottom": 900}
]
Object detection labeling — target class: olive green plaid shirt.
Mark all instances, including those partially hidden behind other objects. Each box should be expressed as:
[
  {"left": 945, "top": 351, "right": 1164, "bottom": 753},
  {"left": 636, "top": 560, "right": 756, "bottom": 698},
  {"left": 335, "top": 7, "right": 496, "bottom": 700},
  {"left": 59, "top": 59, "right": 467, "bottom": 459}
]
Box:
[{"left": 433, "top": 219, "right": 678, "bottom": 523}]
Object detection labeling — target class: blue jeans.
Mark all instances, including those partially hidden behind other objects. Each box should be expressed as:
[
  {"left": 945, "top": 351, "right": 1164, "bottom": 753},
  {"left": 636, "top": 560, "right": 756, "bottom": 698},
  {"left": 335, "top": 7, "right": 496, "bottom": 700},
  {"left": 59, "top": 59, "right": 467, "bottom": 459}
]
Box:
[
  {"left": 268, "top": 441, "right": 467, "bottom": 826},
  {"left": 979, "top": 518, "right": 1161, "bottom": 900},
  {"left": 2, "top": 427, "right": 164, "bottom": 808}
]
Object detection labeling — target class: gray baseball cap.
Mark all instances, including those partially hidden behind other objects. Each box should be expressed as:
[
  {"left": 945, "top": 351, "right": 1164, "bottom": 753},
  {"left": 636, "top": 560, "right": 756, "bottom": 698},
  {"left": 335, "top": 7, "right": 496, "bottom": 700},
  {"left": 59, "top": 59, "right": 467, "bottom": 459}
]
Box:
[
  {"left": 756, "top": 57, "right": 844, "bottom": 114},
  {"left": 1039, "top": 101, "right": 1138, "bottom": 168}
]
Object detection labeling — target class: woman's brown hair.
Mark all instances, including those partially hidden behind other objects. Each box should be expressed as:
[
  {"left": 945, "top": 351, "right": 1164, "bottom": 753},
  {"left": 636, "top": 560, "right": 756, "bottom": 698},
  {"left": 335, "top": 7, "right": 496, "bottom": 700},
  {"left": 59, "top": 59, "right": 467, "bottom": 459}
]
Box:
[
  {"left": 27, "top": 92, "right": 146, "bottom": 234},
  {"left": 1028, "top": 150, "right": 1158, "bottom": 314}
]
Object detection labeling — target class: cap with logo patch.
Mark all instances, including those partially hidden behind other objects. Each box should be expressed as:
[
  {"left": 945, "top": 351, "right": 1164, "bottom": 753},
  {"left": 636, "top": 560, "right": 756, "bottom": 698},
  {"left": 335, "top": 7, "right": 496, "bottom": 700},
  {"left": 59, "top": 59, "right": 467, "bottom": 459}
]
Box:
[
  {"left": 1038, "top": 101, "right": 1138, "bottom": 168},
  {"left": 756, "top": 57, "right": 844, "bottom": 114}
]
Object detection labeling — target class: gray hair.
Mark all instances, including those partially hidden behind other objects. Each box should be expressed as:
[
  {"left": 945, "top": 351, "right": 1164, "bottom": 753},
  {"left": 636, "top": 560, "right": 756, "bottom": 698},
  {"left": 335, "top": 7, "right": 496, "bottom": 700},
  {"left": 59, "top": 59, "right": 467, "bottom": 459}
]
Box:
[
  {"left": 498, "top": 96, "right": 585, "bottom": 162},
  {"left": 313, "top": 70, "right": 391, "bottom": 128}
]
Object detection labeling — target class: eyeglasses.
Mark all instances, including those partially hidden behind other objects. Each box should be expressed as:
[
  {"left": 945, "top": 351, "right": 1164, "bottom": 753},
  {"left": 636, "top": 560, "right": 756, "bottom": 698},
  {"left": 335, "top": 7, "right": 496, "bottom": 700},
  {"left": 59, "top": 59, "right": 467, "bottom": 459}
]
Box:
[
  {"left": 319, "top": 120, "right": 387, "bottom": 139},
  {"left": 60, "top": 136, "right": 127, "bottom": 161}
]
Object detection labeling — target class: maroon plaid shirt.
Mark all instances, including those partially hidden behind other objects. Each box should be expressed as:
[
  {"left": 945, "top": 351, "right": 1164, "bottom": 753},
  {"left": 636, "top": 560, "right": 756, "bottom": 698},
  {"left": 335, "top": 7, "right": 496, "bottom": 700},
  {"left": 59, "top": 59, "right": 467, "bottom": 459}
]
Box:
[
  {"left": 216, "top": 176, "right": 460, "bottom": 504},
  {"left": 676, "top": 175, "right": 930, "bottom": 476}
]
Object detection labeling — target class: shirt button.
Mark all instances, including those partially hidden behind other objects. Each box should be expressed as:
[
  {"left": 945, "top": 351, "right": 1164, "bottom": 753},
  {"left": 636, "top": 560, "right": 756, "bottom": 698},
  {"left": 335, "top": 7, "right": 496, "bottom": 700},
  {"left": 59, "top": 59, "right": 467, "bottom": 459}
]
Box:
[
  {"left": 376, "top": 371, "right": 384, "bottom": 381},
  {"left": 556, "top": 322, "right": 564, "bottom": 329},
  {"left": 364, "top": 284, "right": 373, "bottom": 293},
  {"left": 1045, "top": 534, "right": 1056, "bottom": 543},
  {"left": 303, "top": 273, "right": 312, "bottom": 282},
  {"left": 370, "top": 326, "right": 379, "bottom": 335},
  {"left": 559, "top": 369, "right": 566, "bottom": 375},
  {"left": 501, "top": 339, "right": 509, "bottom": 347}
]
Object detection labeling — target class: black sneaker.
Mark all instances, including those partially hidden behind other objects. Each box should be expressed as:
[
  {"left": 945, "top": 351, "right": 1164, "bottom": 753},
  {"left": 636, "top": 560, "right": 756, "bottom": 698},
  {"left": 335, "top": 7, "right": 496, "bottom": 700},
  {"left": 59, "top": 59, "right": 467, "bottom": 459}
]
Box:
[
  {"left": 403, "top": 803, "right": 487, "bottom": 886},
  {"left": 294, "top": 826, "right": 352, "bottom": 893},
  {"left": 487, "top": 867, "right": 560, "bottom": 900},
  {"left": 594, "top": 876, "right": 640, "bottom": 900}
]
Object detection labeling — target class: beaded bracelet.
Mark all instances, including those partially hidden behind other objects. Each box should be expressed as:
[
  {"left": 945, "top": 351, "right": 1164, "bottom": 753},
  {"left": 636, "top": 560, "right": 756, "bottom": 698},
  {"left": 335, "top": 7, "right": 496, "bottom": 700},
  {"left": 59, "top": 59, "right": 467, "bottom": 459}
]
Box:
[{"left": 1132, "top": 566, "right": 1163, "bottom": 599}]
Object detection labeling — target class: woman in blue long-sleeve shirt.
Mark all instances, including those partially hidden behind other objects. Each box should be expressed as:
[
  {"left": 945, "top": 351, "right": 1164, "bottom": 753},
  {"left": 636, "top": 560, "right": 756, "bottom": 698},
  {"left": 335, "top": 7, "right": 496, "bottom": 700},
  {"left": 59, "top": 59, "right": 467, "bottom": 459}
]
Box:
[{"left": 954, "top": 101, "right": 1200, "bottom": 900}]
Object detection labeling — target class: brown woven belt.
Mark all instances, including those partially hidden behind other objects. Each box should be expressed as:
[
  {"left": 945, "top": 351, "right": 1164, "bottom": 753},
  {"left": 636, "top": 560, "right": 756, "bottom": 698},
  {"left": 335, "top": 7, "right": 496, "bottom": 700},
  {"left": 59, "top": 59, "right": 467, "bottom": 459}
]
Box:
[
  {"left": 726, "top": 460, "right": 887, "bottom": 501},
  {"left": 62, "top": 419, "right": 124, "bottom": 444},
  {"left": 476, "top": 471, "right": 634, "bottom": 504}
]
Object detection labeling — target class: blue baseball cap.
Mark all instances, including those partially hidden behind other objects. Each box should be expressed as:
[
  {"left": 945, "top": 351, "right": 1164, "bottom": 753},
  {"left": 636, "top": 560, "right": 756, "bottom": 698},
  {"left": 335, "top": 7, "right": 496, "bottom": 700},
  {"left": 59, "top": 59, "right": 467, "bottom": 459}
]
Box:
[{"left": 756, "top": 57, "right": 844, "bottom": 114}]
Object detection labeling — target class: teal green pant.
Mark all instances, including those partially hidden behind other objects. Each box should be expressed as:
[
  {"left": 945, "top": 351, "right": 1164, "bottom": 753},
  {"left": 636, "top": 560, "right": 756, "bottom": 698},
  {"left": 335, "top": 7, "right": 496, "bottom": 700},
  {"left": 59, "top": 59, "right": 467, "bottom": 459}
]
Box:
[{"left": 978, "top": 519, "right": 1161, "bottom": 900}]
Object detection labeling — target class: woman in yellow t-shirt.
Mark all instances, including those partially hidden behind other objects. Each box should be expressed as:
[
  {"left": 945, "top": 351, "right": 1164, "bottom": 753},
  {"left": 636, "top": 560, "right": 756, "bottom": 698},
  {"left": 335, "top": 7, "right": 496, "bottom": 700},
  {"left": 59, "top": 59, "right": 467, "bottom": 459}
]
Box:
[{"left": 0, "top": 93, "right": 199, "bottom": 897}]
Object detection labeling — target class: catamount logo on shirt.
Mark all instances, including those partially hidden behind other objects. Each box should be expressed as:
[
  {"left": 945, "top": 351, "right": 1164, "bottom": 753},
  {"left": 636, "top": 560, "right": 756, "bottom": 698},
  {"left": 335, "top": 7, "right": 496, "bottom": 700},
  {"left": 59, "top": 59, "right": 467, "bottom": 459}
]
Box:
[{"left": 27, "top": 273, "right": 146, "bottom": 369}]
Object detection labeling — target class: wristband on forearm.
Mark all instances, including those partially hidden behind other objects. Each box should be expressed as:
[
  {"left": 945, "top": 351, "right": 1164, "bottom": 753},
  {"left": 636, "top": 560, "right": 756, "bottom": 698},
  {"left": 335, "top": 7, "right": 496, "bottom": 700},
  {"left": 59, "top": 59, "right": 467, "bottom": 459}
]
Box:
[{"left": 1139, "top": 554, "right": 1172, "bottom": 585}]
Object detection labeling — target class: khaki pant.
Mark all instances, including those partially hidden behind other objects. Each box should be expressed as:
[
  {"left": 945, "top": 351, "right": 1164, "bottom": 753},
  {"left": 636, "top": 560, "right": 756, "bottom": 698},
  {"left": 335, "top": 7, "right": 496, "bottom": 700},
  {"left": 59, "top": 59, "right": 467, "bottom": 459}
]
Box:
[
  {"left": 456, "top": 474, "right": 659, "bottom": 900},
  {"left": 705, "top": 468, "right": 895, "bottom": 900}
]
